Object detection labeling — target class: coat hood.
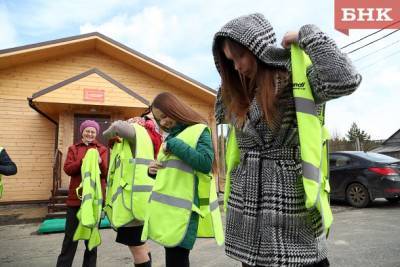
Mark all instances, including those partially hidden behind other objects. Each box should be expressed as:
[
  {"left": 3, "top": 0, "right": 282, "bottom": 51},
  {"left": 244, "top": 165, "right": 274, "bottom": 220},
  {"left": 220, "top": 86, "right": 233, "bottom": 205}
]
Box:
[{"left": 212, "top": 13, "right": 290, "bottom": 73}]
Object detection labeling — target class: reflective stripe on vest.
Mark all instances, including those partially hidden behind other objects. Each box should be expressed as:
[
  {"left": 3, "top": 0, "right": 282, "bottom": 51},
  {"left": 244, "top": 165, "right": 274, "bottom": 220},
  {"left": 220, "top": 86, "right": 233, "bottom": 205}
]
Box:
[
  {"left": 197, "top": 169, "right": 225, "bottom": 245},
  {"left": 130, "top": 123, "right": 155, "bottom": 221},
  {"left": 73, "top": 148, "right": 103, "bottom": 251},
  {"left": 291, "top": 44, "right": 333, "bottom": 233},
  {"left": 141, "top": 124, "right": 224, "bottom": 246},
  {"left": 0, "top": 147, "right": 3, "bottom": 199}
]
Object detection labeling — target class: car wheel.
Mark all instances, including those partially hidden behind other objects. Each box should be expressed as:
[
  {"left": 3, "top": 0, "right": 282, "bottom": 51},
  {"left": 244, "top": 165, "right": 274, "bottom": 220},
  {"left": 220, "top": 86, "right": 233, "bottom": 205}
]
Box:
[
  {"left": 346, "top": 183, "right": 370, "bottom": 208},
  {"left": 385, "top": 196, "right": 400, "bottom": 203}
]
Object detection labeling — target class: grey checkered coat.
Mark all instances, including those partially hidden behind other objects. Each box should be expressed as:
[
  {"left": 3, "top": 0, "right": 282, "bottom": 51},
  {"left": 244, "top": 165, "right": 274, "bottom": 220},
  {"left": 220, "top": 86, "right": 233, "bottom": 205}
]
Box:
[{"left": 213, "top": 14, "right": 362, "bottom": 266}]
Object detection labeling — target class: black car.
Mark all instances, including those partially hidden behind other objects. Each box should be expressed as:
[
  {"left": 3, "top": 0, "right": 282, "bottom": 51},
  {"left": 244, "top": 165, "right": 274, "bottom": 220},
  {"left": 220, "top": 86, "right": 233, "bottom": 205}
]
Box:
[{"left": 329, "top": 151, "right": 400, "bottom": 208}]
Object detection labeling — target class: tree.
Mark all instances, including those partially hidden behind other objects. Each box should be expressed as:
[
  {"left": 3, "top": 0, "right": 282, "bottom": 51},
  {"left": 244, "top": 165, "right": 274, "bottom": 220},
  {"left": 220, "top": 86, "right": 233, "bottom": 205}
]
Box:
[{"left": 346, "top": 122, "right": 371, "bottom": 142}]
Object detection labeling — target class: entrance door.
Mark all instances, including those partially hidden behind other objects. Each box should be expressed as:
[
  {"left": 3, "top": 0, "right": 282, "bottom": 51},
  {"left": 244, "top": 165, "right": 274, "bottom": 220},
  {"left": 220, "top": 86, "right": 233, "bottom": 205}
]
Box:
[{"left": 74, "top": 114, "right": 111, "bottom": 146}]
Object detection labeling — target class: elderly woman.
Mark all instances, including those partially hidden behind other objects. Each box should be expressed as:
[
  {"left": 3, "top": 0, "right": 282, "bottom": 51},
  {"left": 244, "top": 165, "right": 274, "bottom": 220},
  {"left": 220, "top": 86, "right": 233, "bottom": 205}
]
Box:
[{"left": 57, "top": 120, "right": 108, "bottom": 267}]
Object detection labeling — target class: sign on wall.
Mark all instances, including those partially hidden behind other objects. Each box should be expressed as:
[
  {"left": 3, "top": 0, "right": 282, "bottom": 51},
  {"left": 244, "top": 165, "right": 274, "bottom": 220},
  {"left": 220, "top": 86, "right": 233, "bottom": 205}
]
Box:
[{"left": 83, "top": 88, "right": 105, "bottom": 102}]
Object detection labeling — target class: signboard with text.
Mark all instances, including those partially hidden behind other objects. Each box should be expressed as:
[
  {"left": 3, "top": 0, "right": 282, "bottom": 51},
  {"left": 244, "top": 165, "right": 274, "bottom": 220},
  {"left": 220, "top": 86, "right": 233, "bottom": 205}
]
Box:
[
  {"left": 83, "top": 88, "right": 105, "bottom": 103},
  {"left": 335, "top": 0, "right": 400, "bottom": 35}
]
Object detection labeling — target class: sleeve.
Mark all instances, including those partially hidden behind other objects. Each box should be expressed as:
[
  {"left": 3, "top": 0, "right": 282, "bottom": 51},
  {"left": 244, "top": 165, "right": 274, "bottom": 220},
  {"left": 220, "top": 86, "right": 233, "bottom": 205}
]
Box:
[
  {"left": 214, "top": 86, "right": 226, "bottom": 125},
  {"left": 0, "top": 149, "right": 17, "bottom": 176},
  {"left": 63, "top": 146, "right": 82, "bottom": 176},
  {"left": 103, "top": 120, "right": 136, "bottom": 144},
  {"left": 166, "top": 129, "right": 214, "bottom": 173},
  {"left": 298, "top": 24, "right": 362, "bottom": 104}
]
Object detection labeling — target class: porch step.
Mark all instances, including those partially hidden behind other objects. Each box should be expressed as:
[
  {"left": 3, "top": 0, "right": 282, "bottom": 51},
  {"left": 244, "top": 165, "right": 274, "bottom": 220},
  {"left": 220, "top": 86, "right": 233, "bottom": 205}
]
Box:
[
  {"left": 55, "top": 188, "right": 68, "bottom": 196},
  {"left": 48, "top": 203, "right": 67, "bottom": 213},
  {"left": 45, "top": 211, "right": 66, "bottom": 219},
  {"left": 50, "top": 195, "right": 68, "bottom": 202}
]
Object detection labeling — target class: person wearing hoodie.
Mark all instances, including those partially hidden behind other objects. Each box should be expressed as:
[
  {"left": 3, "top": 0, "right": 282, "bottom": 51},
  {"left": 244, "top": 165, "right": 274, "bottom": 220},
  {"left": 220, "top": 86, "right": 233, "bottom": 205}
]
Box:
[{"left": 212, "top": 13, "right": 361, "bottom": 267}]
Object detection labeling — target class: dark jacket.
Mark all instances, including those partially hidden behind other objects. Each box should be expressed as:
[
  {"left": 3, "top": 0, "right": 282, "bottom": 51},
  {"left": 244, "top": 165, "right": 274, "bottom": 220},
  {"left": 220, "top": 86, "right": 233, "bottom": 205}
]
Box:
[
  {"left": 165, "top": 123, "right": 214, "bottom": 249},
  {"left": 64, "top": 140, "right": 108, "bottom": 207},
  {"left": 0, "top": 149, "right": 17, "bottom": 176}
]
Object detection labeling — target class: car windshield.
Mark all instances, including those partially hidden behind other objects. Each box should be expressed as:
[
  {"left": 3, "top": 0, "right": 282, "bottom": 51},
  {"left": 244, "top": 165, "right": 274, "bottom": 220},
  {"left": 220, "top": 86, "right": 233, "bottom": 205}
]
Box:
[{"left": 354, "top": 152, "right": 400, "bottom": 163}]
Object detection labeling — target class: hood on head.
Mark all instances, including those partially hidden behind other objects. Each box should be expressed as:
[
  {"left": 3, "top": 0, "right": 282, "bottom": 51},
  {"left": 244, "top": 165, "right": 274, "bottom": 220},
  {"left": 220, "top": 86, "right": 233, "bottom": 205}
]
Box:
[{"left": 212, "top": 13, "right": 290, "bottom": 74}]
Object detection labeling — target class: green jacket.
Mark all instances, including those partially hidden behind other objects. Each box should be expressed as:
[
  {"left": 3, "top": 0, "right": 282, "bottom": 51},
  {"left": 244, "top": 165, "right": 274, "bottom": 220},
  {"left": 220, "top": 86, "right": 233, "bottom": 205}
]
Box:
[{"left": 165, "top": 123, "right": 214, "bottom": 249}]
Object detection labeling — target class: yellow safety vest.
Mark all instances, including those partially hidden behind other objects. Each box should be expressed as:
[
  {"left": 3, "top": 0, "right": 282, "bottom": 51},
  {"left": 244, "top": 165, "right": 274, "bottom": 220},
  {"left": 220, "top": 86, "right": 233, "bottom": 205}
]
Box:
[
  {"left": 104, "top": 123, "right": 154, "bottom": 228},
  {"left": 141, "top": 124, "right": 224, "bottom": 247},
  {"left": 73, "top": 148, "right": 103, "bottom": 251},
  {"left": 223, "top": 126, "right": 240, "bottom": 212},
  {"left": 0, "top": 147, "right": 3, "bottom": 198},
  {"left": 291, "top": 44, "right": 333, "bottom": 234}
]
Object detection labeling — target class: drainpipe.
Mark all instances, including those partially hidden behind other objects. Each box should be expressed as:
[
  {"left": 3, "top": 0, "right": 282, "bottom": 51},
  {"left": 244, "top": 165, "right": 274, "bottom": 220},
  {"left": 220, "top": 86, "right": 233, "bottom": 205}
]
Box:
[{"left": 27, "top": 97, "right": 59, "bottom": 152}]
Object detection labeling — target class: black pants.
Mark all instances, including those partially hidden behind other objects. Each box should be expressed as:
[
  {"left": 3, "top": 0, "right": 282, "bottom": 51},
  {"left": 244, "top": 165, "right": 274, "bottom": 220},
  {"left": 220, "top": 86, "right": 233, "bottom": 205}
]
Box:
[
  {"left": 242, "top": 258, "right": 330, "bottom": 267},
  {"left": 56, "top": 206, "right": 97, "bottom": 267},
  {"left": 165, "top": 246, "right": 190, "bottom": 267}
]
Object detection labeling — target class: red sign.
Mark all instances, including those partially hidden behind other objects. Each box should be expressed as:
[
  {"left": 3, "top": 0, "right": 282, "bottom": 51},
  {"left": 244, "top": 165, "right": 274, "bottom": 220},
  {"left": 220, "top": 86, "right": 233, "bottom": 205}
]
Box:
[
  {"left": 335, "top": 0, "right": 400, "bottom": 35},
  {"left": 83, "top": 89, "right": 105, "bottom": 103}
]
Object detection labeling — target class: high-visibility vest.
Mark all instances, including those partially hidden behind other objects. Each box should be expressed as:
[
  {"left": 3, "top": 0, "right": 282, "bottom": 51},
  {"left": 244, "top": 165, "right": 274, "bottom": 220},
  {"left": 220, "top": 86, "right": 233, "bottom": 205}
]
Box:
[
  {"left": 223, "top": 126, "right": 240, "bottom": 212},
  {"left": 0, "top": 147, "right": 3, "bottom": 198},
  {"left": 73, "top": 148, "right": 103, "bottom": 251},
  {"left": 104, "top": 123, "right": 155, "bottom": 228},
  {"left": 141, "top": 124, "right": 224, "bottom": 247},
  {"left": 223, "top": 45, "right": 333, "bottom": 235},
  {"left": 291, "top": 44, "right": 333, "bottom": 233}
]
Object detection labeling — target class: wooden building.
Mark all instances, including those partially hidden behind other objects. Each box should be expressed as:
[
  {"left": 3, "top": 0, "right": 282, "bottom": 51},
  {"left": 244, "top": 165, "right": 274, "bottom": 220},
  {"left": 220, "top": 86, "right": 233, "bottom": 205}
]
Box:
[
  {"left": 0, "top": 32, "right": 217, "bottom": 204},
  {"left": 370, "top": 129, "right": 400, "bottom": 159}
]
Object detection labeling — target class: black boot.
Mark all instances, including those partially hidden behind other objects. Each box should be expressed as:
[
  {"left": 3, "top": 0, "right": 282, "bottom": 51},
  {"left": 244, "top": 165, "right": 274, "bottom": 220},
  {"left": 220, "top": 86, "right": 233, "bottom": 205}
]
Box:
[
  {"left": 134, "top": 260, "right": 151, "bottom": 267},
  {"left": 134, "top": 253, "right": 152, "bottom": 267}
]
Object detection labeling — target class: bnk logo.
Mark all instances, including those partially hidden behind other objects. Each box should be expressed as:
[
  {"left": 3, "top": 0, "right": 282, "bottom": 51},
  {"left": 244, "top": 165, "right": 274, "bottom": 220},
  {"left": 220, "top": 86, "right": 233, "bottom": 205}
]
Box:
[
  {"left": 342, "top": 8, "right": 393, "bottom": 22},
  {"left": 335, "top": 0, "right": 400, "bottom": 35}
]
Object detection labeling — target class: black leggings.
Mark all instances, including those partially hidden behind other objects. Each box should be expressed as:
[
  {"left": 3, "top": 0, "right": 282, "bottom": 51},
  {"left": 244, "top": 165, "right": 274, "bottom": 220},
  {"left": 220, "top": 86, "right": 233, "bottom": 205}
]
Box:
[
  {"left": 56, "top": 206, "right": 97, "bottom": 267},
  {"left": 242, "top": 258, "right": 330, "bottom": 267},
  {"left": 165, "top": 246, "right": 190, "bottom": 267}
]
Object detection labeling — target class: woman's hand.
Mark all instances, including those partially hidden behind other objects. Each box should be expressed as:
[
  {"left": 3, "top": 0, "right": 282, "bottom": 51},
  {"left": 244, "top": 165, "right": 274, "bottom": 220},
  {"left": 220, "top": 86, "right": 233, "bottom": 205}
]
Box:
[
  {"left": 281, "top": 31, "right": 299, "bottom": 48},
  {"left": 148, "top": 160, "right": 164, "bottom": 175},
  {"left": 108, "top": 136, "right": 122, "bottom": 148},
  {"left": 161, "top": 142, "right": 171, "bottom": 156}
]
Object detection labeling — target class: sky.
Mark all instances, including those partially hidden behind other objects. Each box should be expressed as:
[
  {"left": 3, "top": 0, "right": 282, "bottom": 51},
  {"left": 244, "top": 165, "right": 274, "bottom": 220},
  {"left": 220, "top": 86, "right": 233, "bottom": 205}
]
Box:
[{"left": 0, "top": 0, "right": 399, "bottom": 140}]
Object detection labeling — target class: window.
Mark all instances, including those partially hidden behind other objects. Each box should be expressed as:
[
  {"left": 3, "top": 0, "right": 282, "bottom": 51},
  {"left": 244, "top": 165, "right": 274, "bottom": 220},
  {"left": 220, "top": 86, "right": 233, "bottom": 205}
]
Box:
[{"left": 330, "top": 154, "right": 352, "bottom": 168}]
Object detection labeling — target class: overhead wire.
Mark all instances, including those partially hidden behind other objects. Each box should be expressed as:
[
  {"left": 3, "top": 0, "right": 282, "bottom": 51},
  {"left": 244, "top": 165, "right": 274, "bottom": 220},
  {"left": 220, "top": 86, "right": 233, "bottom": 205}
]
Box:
[
  {"left": 347, "top": 29, "right": 400, "bottom": 54},
  {"left": 340, "top": 19, "right": 400, "bottom": 50},
  {"left": 353, "top": 39, "right": 400, "bottom": 62}
]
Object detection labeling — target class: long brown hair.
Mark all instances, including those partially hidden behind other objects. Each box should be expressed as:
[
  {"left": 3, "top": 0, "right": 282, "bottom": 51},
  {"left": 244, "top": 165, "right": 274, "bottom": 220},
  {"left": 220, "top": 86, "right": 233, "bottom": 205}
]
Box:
[
  {"left": 215, "top": 37, "right": 287, "bottom": 128},
  {"left": 151, "top": 92, "right": 217, "bottom": 173}
]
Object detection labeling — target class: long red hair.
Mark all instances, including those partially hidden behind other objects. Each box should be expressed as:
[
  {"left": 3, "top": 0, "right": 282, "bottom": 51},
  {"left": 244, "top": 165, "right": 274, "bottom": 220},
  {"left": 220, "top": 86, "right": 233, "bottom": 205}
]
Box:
[
  {"left": 215, "top": 37, "right": 288, "bottom": 128},
  {"left": 151, "top": 92, "right": 217, "bottom": 173}
]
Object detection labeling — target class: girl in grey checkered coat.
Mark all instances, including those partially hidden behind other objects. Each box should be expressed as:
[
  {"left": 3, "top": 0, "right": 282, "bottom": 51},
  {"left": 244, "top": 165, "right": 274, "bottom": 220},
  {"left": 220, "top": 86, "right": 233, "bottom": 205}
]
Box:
[{"left": 212, "top": 13, "right": 361, "bottom": 266}]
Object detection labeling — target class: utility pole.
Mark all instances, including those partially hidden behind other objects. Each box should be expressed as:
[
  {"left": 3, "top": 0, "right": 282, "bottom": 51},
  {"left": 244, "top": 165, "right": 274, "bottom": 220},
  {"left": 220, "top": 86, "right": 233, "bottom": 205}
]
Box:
[{"left": 355, "top": 137, "right": 361, "bottom": 151}]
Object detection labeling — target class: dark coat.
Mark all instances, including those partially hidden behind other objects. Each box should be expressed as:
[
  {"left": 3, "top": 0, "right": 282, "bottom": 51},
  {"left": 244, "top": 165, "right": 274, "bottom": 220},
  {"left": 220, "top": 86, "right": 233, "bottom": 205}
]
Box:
[{"left": 0, "top": 148, "right": 17, "bottom": 176}]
